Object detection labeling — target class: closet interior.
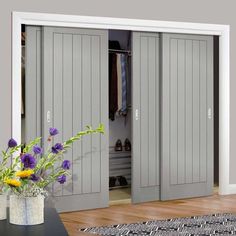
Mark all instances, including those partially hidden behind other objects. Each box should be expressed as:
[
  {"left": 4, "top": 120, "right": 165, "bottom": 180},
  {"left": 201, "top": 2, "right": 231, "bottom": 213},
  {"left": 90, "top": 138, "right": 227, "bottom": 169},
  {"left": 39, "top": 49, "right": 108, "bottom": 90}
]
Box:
[{"left": 108, "top": 30, "right": 132, "bottom": 204}]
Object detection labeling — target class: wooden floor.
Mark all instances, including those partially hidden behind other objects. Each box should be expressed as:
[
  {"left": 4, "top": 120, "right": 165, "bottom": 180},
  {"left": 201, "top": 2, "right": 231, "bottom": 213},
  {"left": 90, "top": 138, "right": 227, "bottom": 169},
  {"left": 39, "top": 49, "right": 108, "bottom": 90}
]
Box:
[{"left": 60, "top": 193, "right": 236, "bottom": 236}]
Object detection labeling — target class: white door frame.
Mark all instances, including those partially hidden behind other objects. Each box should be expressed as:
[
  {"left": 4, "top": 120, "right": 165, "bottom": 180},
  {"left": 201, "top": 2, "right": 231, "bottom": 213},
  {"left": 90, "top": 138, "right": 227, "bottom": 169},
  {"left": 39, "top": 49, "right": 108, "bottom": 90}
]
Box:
[{"left": 12, "top": 11, "right": 231, "bottom": 195}]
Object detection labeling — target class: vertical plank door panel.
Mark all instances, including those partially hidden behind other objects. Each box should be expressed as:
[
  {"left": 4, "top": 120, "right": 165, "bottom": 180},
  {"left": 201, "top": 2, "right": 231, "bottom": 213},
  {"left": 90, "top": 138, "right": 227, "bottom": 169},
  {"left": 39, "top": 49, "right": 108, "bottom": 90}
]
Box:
[
  {"left": 132, "top": 32, "right": 160, "bottom": 203},
  {"left": 25, "top": 26, "right": 42, "bottom": 143},
  {"left": 161, "top": 33, "right": 213, "bottom": 200},
  {"left": 43, "top": 27, "right": 108, "bottom": 212}
]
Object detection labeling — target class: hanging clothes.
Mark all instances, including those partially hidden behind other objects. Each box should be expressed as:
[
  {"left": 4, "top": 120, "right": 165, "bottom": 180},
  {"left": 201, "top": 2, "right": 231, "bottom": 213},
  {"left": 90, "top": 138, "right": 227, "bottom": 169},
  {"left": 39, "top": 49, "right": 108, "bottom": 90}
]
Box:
[
  {"left": 109, "top": 53, "right": 118, "bottom": 121},
  {"left": 109, "top": 40, "right": 121, "bottom": 121},
  {"left": 116, "top": 53, "right": 122, "bottom": 112},
  {"left": 114, "top": 53, "right": 128, "bottom": 117},
  {"left": 120, "top": 54, "right": 128, "bottom": 115},
  {"left": 109, "top": 39, "right": 129, "bottom": 121}
]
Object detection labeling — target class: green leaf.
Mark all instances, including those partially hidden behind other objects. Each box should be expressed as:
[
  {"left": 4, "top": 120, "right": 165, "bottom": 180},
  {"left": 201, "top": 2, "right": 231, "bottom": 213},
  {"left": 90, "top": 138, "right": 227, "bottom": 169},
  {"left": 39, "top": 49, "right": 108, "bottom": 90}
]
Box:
[
  {"left": 43, "top": 162, "right": 54, "bottom": 170},
  {"left": 1, "top": 151, "right": 7, "bottom": 157},
  {"left": 65, "top": 140, "right": 73, "bottom": 145},
  {"left": 23, "top": 137, "right": 41, "bottom": 153}
]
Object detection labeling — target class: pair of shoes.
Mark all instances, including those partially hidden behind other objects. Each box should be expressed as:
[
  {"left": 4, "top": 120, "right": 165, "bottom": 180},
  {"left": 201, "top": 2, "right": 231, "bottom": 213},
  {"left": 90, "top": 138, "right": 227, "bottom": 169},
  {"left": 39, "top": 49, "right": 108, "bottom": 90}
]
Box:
[
  {"left": 109, "top": 177, "right": 116, "bottom": 188},
  {"left": 109, "top": 176, "right": 128, "bottom": 188},
  {"left": 117, "top": 176, "right": 128, "bottom": 186},
  {"left": 115, "top": 139, "right": 131, "bottom": 151}
]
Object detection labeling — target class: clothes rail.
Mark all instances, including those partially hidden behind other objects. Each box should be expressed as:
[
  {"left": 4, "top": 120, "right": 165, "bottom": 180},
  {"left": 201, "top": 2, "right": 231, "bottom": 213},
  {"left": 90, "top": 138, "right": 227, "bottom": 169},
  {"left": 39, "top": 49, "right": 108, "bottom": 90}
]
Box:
[{"left": 109, "top": 49, "right": 132, "bottom": 56}]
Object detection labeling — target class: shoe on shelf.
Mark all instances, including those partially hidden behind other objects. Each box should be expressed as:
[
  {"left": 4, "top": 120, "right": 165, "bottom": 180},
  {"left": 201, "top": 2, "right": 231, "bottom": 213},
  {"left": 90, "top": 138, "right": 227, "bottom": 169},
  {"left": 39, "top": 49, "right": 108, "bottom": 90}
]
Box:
[
  {"left": 124, "top": 138, "right": 131, "bottom": 151},
  {"left": 117, "top": 176, "right": 128, "bottom": 186},
  {"left": 115, "top": 139, "right": 123, "bottom": 151},
  {"left": 109, "top": 177, "right": 116, "bottom": 188}
]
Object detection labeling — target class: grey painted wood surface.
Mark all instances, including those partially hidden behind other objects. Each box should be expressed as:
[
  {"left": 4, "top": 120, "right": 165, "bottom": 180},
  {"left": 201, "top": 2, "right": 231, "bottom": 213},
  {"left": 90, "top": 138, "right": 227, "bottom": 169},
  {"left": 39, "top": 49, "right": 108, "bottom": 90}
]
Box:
[
  {"left": 43, "top": 27, "right": 108, "bottom": 212},
  {"left": 132, "top": 32, "right": 160, "bottom": 203},
  {"left": 161, "top": 33, "right": 213, "bottom": 200},
  {"left": 25, "top": 26, "right": 42, "bottom": 143}
]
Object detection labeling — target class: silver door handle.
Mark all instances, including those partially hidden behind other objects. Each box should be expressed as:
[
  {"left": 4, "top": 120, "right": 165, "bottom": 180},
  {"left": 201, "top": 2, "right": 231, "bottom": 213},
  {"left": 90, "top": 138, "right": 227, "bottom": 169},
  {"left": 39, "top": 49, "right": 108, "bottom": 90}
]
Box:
[
  {"left": 47, "top": 111, "right": 51, "bottom": 123},
  {"left": 135, "top": 109, "right": 139, "bottom": 121},
  {"left": 208, "top": 108, "right": 212, "bottom": 119}
]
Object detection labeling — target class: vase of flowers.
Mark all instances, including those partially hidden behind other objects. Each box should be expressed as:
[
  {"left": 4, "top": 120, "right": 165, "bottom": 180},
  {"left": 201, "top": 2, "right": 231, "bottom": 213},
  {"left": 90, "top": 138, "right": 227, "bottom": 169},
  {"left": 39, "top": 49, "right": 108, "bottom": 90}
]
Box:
[
  {"left": 9, "top": 195, "right": 44, "bottom": 225},
  {"left": 1, "top": 124, "right": 104, "bottom": 225}
]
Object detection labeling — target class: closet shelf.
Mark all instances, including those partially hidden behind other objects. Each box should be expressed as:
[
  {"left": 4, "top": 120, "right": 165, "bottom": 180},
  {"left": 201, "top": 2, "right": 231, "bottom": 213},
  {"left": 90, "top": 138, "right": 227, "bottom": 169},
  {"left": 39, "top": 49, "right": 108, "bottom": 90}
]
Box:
[
  {"left": 109, "top": 185, "right": 131, "bottom": 190},
  {"left": 109, "top": 49, "right": 132, "bottom": 56},
  {"left": 109, "top": 150, "right": 131, "bottom": 155},
  {"left": 109, "top": 147, "right": 131, "bottom": 186}
]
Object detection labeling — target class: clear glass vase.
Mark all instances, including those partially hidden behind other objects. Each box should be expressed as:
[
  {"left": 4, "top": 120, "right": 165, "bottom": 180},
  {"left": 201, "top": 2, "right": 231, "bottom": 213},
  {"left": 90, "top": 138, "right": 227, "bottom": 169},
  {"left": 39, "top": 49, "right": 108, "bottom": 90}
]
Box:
[
  {"left": 0, "top": 194, "right": 7, "bottom": 220},
  {"left": 9, "top": 195, "right": 44, "bottom": 225}
]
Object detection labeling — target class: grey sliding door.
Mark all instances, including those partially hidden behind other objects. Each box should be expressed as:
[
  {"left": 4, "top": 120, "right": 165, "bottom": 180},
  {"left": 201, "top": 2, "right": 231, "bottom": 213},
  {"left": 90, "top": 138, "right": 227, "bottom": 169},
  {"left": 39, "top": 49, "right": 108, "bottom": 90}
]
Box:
[
  {"left": 43, "top": 27, "right": 108, "bottom": 212},
  {"left": 24, "top": 26, "right": 42, "bottom": 143},
  {"left": 132, "top": 32, "right": 160, "bottom": 203},
  {"left": 161, "top": 33, "right": 213, "bottom": 200}
]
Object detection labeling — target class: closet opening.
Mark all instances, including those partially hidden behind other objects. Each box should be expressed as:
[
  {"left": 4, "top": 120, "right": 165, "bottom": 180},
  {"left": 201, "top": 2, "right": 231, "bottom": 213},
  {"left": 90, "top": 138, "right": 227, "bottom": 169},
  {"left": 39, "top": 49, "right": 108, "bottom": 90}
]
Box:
[{"left": 108, "top": 29, "right": 132, "bottom": 205}]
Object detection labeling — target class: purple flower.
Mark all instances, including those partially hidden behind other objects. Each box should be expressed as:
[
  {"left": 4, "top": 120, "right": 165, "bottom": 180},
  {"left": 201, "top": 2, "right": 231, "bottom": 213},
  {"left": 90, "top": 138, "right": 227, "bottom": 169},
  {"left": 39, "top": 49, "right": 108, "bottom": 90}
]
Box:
[
  {"left": 30, "top": 174, "right": 39, "bottom": 182},
  {"left": 8, "top": 138, "right": 17, "bottom": 148},
  {"left": 55, "top": 143, "right": 63, "bottom": 151},
  {"left": 61, "top": 160, "right": 70, "bottom": 170},
  {"left": 33, "top": 145, "right": 42, "bottom": 155},
  {"left": 21, "top": 154, "right": 36, "bottom": 169},
  {"left": 51, "top": 143, "right": 63, "bottom": 154},
  {"left": 49, "top": 128, "right": 59, "bottom": 136},
  {"left": 51, "top": 146, "right": 58, "bottom": 154},
  {"left": 57, "top": 174, "right": 66, "bottom": 184}
]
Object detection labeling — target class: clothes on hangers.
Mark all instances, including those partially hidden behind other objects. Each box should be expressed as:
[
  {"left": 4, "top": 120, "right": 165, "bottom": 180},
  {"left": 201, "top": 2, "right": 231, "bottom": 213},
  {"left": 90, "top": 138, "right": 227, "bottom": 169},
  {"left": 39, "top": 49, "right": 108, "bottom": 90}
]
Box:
[
  {"left": 120, "top": 54, "right": 128, "bottom": 115},
  {"left": 116, "top": 53, "right": 122, "bottom": 112},
  {"left": 109, "top": 40, "right": 120, "bottom": 121},
  {"left": 109, "top": 53, "right": 118, "bottom": 121},
  {"left": 109, "top": 40, "right": 129, "bottom": 121}
]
